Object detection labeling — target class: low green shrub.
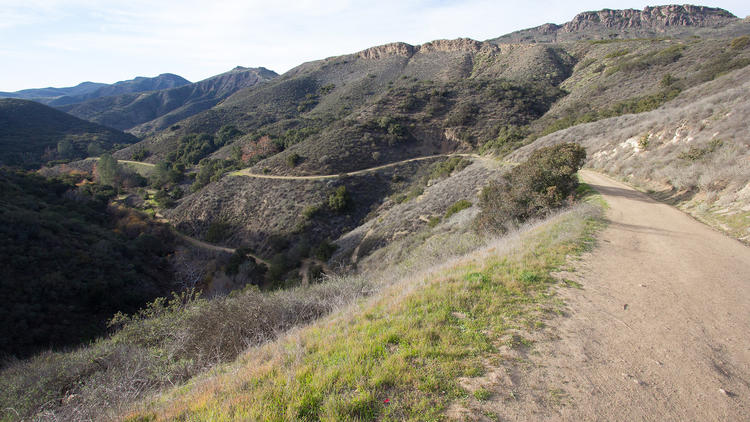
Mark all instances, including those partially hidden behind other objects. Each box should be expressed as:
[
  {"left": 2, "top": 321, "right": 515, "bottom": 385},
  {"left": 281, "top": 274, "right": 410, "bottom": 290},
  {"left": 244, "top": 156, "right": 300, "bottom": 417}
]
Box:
[
  {"left": 475, "top": 143, "right": 586, "bottom": 233},
  {"left": 445, "top": 199, "right": 472, "bottom": 219},
  {"left": 730, "top": 35, "right": 750, "bottom": 50},
  {"left": 286, "top": 152, "right": 302, "bottom": 167},
  {"left": 678, "top": 139, "right": 723, "bottom": 161}
]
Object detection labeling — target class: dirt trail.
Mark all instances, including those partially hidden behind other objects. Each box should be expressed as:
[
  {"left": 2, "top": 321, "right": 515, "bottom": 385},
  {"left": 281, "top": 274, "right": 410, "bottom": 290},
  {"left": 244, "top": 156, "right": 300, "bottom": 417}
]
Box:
[
  {"left": 230, "top": 153, "right": 482, "bottom": 180},
  {"left": 473, "top": 170, "right": 750, "bottom": 421}
]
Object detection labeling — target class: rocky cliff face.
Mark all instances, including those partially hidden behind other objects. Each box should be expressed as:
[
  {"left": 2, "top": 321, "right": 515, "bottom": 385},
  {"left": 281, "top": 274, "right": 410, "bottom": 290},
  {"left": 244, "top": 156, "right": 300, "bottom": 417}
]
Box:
[
  {"left": 561, "top": 5, "right": 735, "bottom": 33},
  {"left": 491, "top": 4, "right": 740, "bottom": 43},
  {"left": 357, "top": 38, "right": 498, "bottom": 60}
]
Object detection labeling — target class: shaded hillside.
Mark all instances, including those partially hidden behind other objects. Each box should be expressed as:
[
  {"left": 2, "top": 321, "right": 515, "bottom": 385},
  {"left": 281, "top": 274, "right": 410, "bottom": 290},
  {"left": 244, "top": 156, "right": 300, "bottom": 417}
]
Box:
[
  {"left": 491, "top": 5, "right": 741, "bottom": 43},
  {"left": 59, "top": 67, "right": 277, "bottom": 135},
  {"left": 0, "top": 99, "right": 138, "bottom": 168},
  {"left": 0, "top": 170, "right": 177, "bottom": 358},
  {"left": 0, "top": 73, "right": 190, "bottom": 105}
]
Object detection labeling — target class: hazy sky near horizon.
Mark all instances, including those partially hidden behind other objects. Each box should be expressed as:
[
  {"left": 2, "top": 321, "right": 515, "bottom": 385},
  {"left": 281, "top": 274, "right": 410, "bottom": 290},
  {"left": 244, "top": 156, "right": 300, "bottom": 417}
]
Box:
[{"left": 1, "top": 0, "right": 748, "bottom": 91}]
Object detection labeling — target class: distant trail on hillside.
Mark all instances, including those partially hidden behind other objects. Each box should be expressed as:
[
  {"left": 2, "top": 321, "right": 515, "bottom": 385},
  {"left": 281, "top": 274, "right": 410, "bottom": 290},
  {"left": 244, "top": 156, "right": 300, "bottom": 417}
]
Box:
[
  {"left": 494, "top": 170, "right": 750, "bottom": 420},
  {"left": 155, "top": 215, "right": 269, "bottom": 266},
  {"left": 230, "top": 153, "right": 483, "bottom": 180}
]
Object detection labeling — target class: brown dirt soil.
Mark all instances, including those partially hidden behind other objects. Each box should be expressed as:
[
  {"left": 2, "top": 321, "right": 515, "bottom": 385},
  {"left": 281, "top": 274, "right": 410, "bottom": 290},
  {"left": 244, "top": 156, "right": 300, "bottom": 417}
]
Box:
[{"left": 454, "top": 170, "right": 750, "bottom": 421}]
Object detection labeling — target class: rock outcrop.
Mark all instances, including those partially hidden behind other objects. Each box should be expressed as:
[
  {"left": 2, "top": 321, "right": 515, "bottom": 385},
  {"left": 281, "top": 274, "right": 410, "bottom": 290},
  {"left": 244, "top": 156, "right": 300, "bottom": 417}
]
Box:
[
  {"left": 491, "top": 4, "right": 739, "bottom": 43},
  {"left": 561, "top": 5, "right": 736, "bottom": 33},
  {"left": 358, "top": 38, "right": 499, "bottom": 60}
]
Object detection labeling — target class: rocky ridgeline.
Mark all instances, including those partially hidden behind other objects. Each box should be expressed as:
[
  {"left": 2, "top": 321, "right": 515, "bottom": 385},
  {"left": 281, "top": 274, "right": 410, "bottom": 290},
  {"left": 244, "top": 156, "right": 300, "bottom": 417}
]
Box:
[
  {"left": 357, "top": 38, "right": 499, "bottom": 60},
  {"left": 492, "top": 4, "right": 740, "bottom": 43},
  {"left": 561, "top": 5, "right": 736, "bottom": 33}
]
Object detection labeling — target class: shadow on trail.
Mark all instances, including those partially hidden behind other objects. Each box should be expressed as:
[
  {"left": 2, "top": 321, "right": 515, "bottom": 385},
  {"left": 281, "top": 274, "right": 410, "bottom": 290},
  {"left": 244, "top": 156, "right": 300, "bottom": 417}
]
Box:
[{"left": 586, "top": 183, "right": 657, "bottom": 204}]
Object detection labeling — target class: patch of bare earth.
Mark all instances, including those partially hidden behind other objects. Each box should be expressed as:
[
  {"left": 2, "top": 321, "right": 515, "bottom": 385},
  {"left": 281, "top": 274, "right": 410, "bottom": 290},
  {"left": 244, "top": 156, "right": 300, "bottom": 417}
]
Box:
[{"left": 451, "top": 170, "right": 750, "bottom": 421}]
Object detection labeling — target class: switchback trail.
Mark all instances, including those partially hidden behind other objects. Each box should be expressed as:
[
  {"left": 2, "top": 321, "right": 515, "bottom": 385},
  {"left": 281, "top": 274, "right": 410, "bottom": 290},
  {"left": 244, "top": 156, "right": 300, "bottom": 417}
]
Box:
[
  {"left": 487, "top": 170, "right": 750, "bottom": 421},
  {"left": 230, "top": 153, "right": 482, "bottom": 180}
]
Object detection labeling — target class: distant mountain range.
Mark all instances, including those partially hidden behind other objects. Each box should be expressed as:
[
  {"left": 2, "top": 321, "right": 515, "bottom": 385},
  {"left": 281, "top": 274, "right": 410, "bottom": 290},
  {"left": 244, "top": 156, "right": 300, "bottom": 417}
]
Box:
[
  {"left": 58, "top": 67, "right": 278, "bottom": 136},
  {"left": 0, "top": 73, "right": 191, "bottom": 106}
]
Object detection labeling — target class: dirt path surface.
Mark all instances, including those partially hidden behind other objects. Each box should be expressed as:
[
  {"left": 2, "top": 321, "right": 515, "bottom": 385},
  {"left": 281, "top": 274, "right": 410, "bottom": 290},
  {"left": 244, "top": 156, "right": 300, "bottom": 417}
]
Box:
[
  {"left": 472, "top": 170, "right": 750, "bottom": 421},
  {"left": 230, "top": 153, "right": 482, "bottom": 180}
]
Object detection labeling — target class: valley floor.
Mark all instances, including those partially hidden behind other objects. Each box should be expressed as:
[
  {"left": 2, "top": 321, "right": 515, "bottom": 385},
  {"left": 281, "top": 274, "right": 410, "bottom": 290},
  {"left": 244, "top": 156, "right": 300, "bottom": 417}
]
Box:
[{"left": 467, "top": 170, "right": 750, "bottom": 421}]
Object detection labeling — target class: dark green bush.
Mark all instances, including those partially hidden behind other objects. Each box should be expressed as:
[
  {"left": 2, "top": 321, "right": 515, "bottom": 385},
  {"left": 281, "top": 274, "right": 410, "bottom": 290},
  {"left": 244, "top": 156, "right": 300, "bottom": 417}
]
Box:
[
  {"left": 286, "top": 152, "right": 302, "bottom": 167},
  {"left": 131, "top": 147, "right": 150, "bottom": 161},
  {"left": 475, "top": 143, "right": 586, "bottom": 233},
  {"left": 480, "top": 125, "right": 529, "bottom": 155},
  {"left": 328, "top": 186, "right": 351, "bottom": 212},
  {"left": 428, "top": 157, "right": 471, "bottom": 180},
  {"left": 216, "top": 125, "right": 242, "bottom": 146},
  {"left": 313, "top": 239, "right": 338, "bottom": 261},
  {"left": 445, "top": 102, "right": 479, "bottom": 127},
  {"left": 205, "top": 221, "right": 232, "bottom": 243}
]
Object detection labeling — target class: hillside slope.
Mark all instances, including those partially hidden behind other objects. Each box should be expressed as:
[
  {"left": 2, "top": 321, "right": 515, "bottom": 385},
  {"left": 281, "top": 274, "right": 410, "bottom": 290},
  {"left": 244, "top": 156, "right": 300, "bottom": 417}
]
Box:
[
  {"left": 58, "top": 67, "right": 277, "bottom": 135},
  {"left": 509, "top": 64, "right": 750, "bottom": 242},
  {"left": 0, "top": 98, "right": 138, "bottom": 168},
  {"left": 116, "top": 39, "right": 573, "bottom": 168}
]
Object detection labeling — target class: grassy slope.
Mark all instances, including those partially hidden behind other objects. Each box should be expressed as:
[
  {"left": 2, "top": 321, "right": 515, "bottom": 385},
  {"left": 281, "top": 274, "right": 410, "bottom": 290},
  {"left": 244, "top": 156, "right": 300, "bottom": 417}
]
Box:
[{"left": 128, "top": 198, "right": 604, "bottom": 421}]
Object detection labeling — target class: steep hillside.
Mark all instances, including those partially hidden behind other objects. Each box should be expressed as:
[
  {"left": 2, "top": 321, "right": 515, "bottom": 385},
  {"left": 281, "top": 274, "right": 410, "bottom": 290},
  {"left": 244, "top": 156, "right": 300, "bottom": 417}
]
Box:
[
  {"left": 58, "top": 67, "right": 277, "bottom": 134},
  {"left": 491, "top": 5, "right": 741, "bottom": 43},
  {"left": 0, "top": 73, "right": 190, "bottom": 105},
  {"left": 0, "top": 99, "right": 138, "bottom": 168},
  {"left": 509, "top": 64, "right": 750, "bottom": 242}
]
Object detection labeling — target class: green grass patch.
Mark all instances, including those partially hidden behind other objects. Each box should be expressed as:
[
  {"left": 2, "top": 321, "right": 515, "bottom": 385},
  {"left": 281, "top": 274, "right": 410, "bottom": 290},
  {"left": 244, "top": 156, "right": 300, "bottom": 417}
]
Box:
[{"left": 445, "top": 199, "right": 472, "bottom": 219}]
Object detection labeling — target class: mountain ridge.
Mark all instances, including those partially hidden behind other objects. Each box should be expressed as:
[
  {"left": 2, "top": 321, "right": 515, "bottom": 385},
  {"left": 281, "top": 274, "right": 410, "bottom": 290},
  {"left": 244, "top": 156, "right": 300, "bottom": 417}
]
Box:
[
  {"left": 58, "top": 66, "right": 277, "bottom": 136},
  {"left": 0, "top": 73, "right": 190, "bottom": 105},
  {"left": 491, "top": 4, "right": 741, "bottom": 43}
]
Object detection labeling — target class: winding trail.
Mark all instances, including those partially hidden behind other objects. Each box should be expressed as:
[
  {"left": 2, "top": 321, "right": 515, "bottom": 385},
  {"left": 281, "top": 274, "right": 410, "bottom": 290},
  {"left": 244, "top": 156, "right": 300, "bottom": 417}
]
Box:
[
  {"left": 155, "top": 215, "right": 270, "bottom": 266},
  {"left": 493, "top": 170, "right": 750, "bottom": 421},
  {"left": 85, "top": 157, "right": 156, "bottom": 167},
  {"left": 230, "top": 153, "right": 481, "bottom": 180}
]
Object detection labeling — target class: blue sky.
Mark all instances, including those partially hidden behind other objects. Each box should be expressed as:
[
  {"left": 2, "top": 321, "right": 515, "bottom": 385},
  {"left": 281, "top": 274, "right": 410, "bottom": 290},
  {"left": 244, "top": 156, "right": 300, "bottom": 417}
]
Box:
[{"left": 1, "top": 0, "right": 748, "bottom": 91}]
